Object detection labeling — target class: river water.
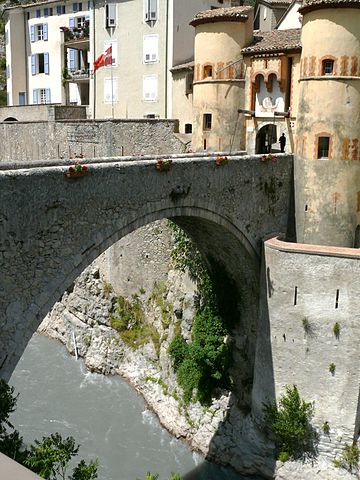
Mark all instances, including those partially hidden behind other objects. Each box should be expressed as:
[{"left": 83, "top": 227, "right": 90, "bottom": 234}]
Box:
[{"left": 9, "top": 334, "right": 261, "bottom": 480}]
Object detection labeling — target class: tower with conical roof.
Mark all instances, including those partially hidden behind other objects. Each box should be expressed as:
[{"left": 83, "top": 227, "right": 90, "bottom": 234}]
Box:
[
  {"left": 295, "top": 0, "right": 360, "bottom": 247},
  {"left": 190, "top": 6, "right": 254, "bottom": 153}
]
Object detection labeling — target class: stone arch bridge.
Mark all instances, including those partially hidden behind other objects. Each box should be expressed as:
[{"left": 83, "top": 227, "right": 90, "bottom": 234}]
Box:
[{"left": 0, "top": 153, "right": 293, "bottom": 414}]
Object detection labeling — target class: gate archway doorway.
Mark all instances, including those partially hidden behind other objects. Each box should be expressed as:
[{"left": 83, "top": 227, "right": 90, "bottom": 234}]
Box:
[{"left": 255, "top": 124, "right": 277, "bottom": 154}]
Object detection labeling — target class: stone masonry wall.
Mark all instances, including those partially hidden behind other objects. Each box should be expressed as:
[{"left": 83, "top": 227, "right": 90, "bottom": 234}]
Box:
[
  {"left": 0, "top": 105, "right": 88, "bottom": 123},
  {"left": 0, "top": 119, "right": 182, "bottom": 161},
  {"left": 263, "top": 236, "right": 360, "bottom": 455}
]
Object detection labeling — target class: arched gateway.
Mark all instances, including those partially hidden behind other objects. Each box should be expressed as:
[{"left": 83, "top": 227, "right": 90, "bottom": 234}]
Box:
[{"left": 0, "top": 154, "right": 293, "bottom": 408}]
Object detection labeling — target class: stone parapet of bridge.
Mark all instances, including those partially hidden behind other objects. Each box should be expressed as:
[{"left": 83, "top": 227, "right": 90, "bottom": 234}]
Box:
[{"left": 0, "top": 117, "right": 182, "bottom": 162}]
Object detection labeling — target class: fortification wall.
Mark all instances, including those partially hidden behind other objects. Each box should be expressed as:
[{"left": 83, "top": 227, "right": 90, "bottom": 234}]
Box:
[
  {"left": 0, "top": 118, "right": 182, "bottom": 161},
  {"left": 263, "top": 236, "right": 360, "bottom": 454}
]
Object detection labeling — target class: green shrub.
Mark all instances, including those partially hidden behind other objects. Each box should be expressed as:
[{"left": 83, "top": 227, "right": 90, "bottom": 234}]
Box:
[
  {"left": 278, "top": 451, "right": 290, "bottom": 462},
  {"left": 334, "top": 443, "right": 360, "bottom": 474},
  {"left": 333, "top": 322, "right": 340, "bottom": 339},
  {"left": 167, "top": 223, "right": 235, "bottom": 405},
  {"left": 263, "top": 385, "right": 317, "bottom": 460},
  {"left": 169, "top": 307, "right": 230, "bottom": 405},
  {"left": 168, "top": 221, "right": 207, "bottom": 284},
  {"left": 329, "top": 363, "right": 336, "bottom": 375},
  {"left": 322, "top": 421, "right": 330, "bottom": 435},
  {"left": 168, "top": 335, "right": 188, "bottom": 371}
]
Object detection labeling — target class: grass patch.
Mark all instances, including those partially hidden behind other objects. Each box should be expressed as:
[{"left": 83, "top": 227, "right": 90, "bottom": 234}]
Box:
[
  {"left": 148, "top": 281, "right": 173, "bottom": 330},
  {"left": 110, "top": 295, "right": 160, "bottom": 353}
]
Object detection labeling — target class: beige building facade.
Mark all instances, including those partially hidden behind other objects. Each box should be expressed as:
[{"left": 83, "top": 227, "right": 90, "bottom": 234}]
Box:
[
  {"left": 294, "top": 0, "right": 360, "bottom": 247},
  {"left": 191, "top": 7, "right": 254, "bottom": 153},
  {"left": 242, "top": 28, "right": 301, "bottom": 155},
  {"left": 90, "top": 0, "right": 236, "bottom": 120},
  {"left": 190, "top": 6, "right": 301, "bottom": 154}
]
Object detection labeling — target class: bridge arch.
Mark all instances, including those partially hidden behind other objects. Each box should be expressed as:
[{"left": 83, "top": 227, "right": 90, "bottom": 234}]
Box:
[{"left": 0, "top": 156, "right": 293, "bottom": 404}]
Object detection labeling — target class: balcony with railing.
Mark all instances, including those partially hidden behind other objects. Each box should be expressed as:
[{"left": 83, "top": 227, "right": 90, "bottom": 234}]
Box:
[
  {"left": 60, "top": 23, "right": 89, "bottom": 51},
  {"left": 67, "top": 68, "right": 90, "bottom": 82}
]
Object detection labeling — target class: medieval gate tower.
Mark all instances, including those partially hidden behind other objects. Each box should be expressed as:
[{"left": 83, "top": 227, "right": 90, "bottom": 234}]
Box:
[
  {"left": 295, "top": 0, "right": 360, "bottom": 247},
  {"left": 190, "top": 7, "right": 253, "bottom": 153}
]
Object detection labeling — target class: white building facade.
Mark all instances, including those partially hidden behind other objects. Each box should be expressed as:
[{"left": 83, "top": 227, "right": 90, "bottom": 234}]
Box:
[{"left": 5, "top": 0, "right": 90, "bottom": 107}]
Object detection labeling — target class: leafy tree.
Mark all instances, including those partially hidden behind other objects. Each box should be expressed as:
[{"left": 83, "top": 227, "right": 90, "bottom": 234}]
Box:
[
  {"left": 70, "top": 459, "right": 98, "bottom": 480},
  {"left": 25, "top": 433, "right": 79, "bottom": 480},
  {"left": 0, "top": 378, "right": 26, "bottom": 462},
  {"left": 0, "top": 379, "right": 97, "bottom": 479},
  {"left": 138, "top": 474, "right": 182, "bottom": 480},
  {"left": 0, "top": 379, "right": 18, "bottom": 430},
  {"left": 263, "top": 385, "right": 318, "bottom": 460}
]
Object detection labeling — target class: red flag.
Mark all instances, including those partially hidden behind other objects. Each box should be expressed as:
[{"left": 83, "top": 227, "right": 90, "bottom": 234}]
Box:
[
  {"left": 104, "top": 45, "right": 112, "bottom": 66},
  {"left": 93, "top": 45, "right": 112, "bottom": 72}
]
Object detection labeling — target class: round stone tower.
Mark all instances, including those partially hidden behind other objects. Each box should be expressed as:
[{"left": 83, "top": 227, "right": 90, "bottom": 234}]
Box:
[
  {"left": 190, "top": 6, "right": 253, "bottom": 153},
  {"left": 295, "top": 0, "right": 360, "bottom": 247}
]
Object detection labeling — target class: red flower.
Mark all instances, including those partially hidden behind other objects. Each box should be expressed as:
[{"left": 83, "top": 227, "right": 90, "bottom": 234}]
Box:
[
  {"left": 69, "top": 166, "right": 74, "bottom": 172},
  {"left": 82, "top": 165, "right": 88, "bottom": 170}
]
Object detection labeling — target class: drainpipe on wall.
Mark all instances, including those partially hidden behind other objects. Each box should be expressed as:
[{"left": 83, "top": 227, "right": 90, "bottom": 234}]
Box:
[
  {"left": 164, "top": 0, "right": 169, "bottom": 118},
  {"left": 92, "top": 0, "right": 96, "bottom": 119},
  {"left": 23, "top": 9, "right": 29, "bottom": 105}
]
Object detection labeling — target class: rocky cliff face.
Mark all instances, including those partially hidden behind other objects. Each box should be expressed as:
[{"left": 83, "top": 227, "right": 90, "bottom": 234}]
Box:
[{"left": 39, "top": 221, "right": 353, "bottom": 480}]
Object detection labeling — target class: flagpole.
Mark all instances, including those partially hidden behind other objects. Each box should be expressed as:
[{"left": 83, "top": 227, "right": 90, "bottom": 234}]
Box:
[{"left": 111, "top": 60, "right": 114, "bottom": 119}]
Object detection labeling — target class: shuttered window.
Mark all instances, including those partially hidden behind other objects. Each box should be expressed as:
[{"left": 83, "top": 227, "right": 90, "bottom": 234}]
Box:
[
  {"left": 30, "top": 23, "right": 48, "bottom": 41},
  {"left": 31, "top": 53, "right": 49, "bottom": 75},
  {"left": 32, "top": 88, "right": 51, "bottom": 104},
  {"left": 104, "top": 77, "right": 118, "bottom": 103},
  {"left": 143, "top": 35, "right": 158, "bottom": 63},
  {"left": 57, "top": 5, "right": 65, "bottom": 15},
  {"left": 143, "top": 75, "right": 157, "bottom": 101},
  {"left": 106, "top": 3, "right": 117, "bottom": 28},
  {"left": 144, "top": 0, "right": 157, "bottom": 21}
]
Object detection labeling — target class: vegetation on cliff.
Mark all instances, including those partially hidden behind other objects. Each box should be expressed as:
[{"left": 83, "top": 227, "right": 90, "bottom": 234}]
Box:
[
  {"left": 110, "top": 293, "right": 160, "bottom": 354},
  {"left": 167, "top": 222, "right": 232, "bottom": 405}
]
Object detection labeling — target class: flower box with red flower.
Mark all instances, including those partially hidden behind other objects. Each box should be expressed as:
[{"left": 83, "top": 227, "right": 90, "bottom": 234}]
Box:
[
  {"left": 215, "top": 155, "right": 229, "bottom": 167},
  {"left": 261, "top": 153, "right": 277, "bottom": 163},
  {"left": 155, "top": 159, "right": 173, "bottom": 172},
  {"left": 65, "top": 163, "right": 90, "bottom": 178}
]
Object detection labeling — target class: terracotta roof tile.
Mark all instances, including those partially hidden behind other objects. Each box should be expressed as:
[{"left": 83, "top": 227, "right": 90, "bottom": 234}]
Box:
[
  {"left": 262, "top": 0, "right": 292, "bottom": 5},
  {"left": 242, "top": 28, "right": 302, "bottom": 54},
  {"left": 171, "top": 61, "right": 194, "bottom": 72},
  {"left": 299, "top": 0, "right": 360, "bottom": 13},
  {"left": 190, "top": 6, "right": 253, "bottom": 26}
]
